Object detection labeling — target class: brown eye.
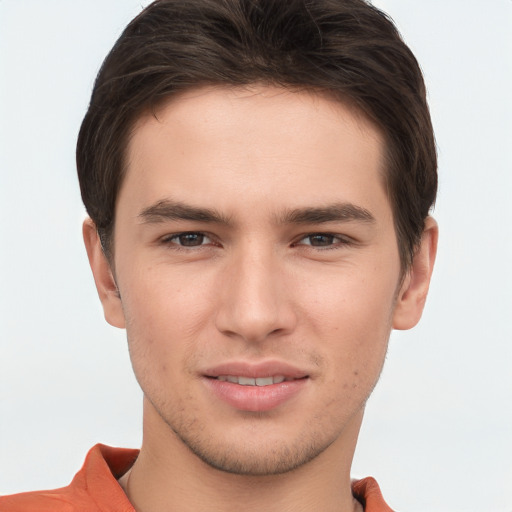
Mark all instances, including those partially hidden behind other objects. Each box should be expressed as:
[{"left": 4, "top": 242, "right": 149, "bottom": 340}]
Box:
[
  {"left": 169, "top": 232, "right": 210, "bottom": 247},
  {"left": 305, "top": 234, "right": 336, "bottom": 247}
]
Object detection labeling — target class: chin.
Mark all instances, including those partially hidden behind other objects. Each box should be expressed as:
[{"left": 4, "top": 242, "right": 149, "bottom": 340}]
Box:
[
  {"left": 184, "top": 438, "right": 326, "bottom": 476},
  {"left": 166, "top": 413, "right": 343, "bottom": 477}
]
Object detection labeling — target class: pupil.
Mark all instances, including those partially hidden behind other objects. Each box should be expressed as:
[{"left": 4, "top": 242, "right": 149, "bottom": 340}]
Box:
[
  {"left": 310, "top": 234, "right": 333, "bottom": 246},
  {"left": 179, "top": 233, "right": 203, "bottom": 246}
]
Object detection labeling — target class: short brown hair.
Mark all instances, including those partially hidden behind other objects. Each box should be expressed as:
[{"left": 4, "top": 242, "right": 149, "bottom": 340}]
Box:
[{"left": 77, "top": 0, "right": 437, "bottom": 268}]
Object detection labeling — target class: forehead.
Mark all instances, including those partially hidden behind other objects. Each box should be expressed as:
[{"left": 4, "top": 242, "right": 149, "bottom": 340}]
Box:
[
  {"left": 121, "top": 85, "right": 388, "bottom": 219},
  {"left": 132, "top": 85, "right": 382, "bottom": 154}
]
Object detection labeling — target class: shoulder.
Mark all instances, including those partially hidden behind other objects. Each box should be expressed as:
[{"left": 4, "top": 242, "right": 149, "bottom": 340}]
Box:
[
  {"left": 0, "top": 487, "right": 90, "bottom": 512},
  {"left": 0, "top": 444, "right": 138, "bottom": 512},
  {"left": 352, "top": 477, "right": 395, "bottom": 512}
]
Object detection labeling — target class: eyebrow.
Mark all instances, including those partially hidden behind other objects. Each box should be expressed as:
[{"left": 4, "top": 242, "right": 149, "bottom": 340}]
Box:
[
  {"left": 138, "top": 200, "right": 232, "bottom": 225},
  {"left": 279, "top": 203, "right": 376, "bottom": 225},
  {"left": 138, "top": 199, "right": 375, "bottom": 226}
]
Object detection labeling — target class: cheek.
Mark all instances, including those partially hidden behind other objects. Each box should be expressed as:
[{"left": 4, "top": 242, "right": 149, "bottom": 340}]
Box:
[
  {"left": 119, "top": 268, "right": 217, "bottom": 371},
  {"left": 296, "top": 265, "right": 397, "bottom": 374},
  {"left": 123, "top": 262, "right": 214, "bottom": 326},
  {"left": 299, "top": 265, "right": 397, "bottom": 332}
]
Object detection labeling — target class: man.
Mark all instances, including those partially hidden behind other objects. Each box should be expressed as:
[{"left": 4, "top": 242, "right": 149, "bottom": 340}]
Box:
[{"left": 0, "top": 0, "right": 437, "bottom": 510}]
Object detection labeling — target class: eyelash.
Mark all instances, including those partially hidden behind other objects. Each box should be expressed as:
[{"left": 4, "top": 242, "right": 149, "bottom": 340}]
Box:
[
  {"left": 294, "top": 233, "right": 352, "bottom": 250},
  {"left": 160, "top": 231, "right": 352, "bottom": 251},
  {"left": 160, "top": 232, "right": 216, "bottom": 249}
]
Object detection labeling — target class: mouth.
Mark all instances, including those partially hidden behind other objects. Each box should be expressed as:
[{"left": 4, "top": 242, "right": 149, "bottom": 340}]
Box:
[
  {"left": 212, "top": 375, "right": 299, "bottom": 386},
  {"left": 202, "top": 362, "right": 310, "bottom": 412},
  {"left": 203, "top": 360, "right": 309, "bottom": 380}
]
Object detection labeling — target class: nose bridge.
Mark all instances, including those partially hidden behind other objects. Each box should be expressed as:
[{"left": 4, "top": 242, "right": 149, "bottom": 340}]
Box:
[{"left": 215, "top": 240, "right": 295, "bottom": 343}]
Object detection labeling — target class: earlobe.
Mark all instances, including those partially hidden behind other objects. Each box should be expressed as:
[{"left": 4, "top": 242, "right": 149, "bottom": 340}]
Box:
[
  {"left": 82, "top": 218, "right": 126, "bottom": 329},
  {"left": 392, "top": 216, "right": 438, "bottom": 330}
]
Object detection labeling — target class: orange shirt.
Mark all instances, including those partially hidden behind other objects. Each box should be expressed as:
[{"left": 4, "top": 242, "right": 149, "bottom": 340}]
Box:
[{"left": 0, "top": 444, "right": 393, "bottom": 511}]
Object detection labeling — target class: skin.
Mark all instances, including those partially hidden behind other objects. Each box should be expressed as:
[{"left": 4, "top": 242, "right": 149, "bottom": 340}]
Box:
[{"left": 84, "top": 85, "right": 437, "bottom": 512}]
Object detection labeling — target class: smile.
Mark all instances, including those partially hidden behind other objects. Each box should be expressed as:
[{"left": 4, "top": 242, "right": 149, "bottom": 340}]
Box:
[
  {"left": 205, "top": 374, "right": 309, "bottom": 412},
  {"left": 215, "top": 375, "right": 289, "bottom": 386}
]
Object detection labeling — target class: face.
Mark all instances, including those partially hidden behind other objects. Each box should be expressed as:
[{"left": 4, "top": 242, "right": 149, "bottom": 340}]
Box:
[{"left": 86, "top": 85, "right": 434, "bottom": 476}]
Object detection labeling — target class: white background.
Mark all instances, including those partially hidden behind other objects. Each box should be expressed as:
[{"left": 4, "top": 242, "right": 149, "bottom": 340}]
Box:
[{"left": 1, "top": 1, "right": 511, "bottom": 510}]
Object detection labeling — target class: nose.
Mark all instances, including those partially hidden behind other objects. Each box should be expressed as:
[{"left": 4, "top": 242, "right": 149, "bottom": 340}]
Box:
[{"left": 214, "top": 243, "right": 297, "bottom": 344}]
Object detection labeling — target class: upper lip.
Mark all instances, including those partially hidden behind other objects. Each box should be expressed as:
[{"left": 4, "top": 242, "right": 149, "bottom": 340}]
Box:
[{"left": 202, "top": 360, "right": 309, "bottom": 379}]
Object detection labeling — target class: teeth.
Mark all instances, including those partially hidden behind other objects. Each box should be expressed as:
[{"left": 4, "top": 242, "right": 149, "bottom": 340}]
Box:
[
  {"left": 216, "top": 375, "right": 287, "bottom": 386},
  {"left": 255, "top": 377, "right": 273, "bottom": 386},
  {"left": 239, "top": 376, "right": 256, "bottom": 385}
]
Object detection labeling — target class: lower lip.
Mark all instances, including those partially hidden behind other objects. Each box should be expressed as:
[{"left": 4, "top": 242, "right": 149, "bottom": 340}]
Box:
[{"left": 203, "top": 378, "right": 308, "bottom": 412}]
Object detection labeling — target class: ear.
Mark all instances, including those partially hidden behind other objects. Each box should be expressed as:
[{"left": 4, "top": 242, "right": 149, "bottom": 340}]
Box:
[
  {"left": 82, "top": 218, "right": 126, "bottom": 328},
  {"left": 392, "top": 216, "right": 438, "bottom": 330}
]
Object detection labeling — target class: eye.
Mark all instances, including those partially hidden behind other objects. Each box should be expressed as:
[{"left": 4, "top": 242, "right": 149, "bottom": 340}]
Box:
[
  {"left": 164, "top": 232, "right": 212, "bottom": 247},
  {"left": 297, "top": 233, "right": 350, "bottom": 248}
]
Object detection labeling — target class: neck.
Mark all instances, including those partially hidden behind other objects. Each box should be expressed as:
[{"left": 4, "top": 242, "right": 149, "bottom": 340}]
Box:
[{"left": 120, "top": 399, "right": 364, "bottom": 512}]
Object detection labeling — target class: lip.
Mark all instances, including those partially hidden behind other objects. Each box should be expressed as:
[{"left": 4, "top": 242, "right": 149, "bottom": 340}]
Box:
[
  {"left": 203, "top": 360, "right": 309, "bottom": 380},
  {"left": 201, "top": 360, "right": 309, "bottom": 412}
]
